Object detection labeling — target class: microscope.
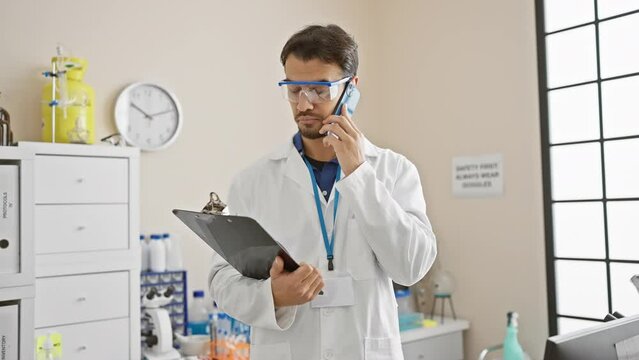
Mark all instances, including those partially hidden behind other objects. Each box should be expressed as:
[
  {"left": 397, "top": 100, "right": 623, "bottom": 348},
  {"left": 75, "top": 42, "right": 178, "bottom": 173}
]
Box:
[{"left": 141, "top": 286, "right": 181, "bottom": 360}]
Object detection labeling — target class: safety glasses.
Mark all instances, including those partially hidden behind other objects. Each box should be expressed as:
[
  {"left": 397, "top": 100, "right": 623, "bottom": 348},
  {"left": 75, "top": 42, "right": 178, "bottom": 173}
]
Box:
[{"left": 278, "top": 77, "right": 351, "bottom": 104}]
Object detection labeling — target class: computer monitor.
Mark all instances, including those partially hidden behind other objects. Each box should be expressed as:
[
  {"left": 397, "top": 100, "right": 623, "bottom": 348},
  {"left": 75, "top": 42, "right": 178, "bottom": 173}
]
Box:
[{"left": 544, "top": 314, "right": 639, "bottom": 360}]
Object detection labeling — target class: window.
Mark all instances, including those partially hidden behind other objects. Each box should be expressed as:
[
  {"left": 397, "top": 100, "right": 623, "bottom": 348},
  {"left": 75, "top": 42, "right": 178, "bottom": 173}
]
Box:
[{"left": 536, "top": 0, "right": 639, "bottom": 335}]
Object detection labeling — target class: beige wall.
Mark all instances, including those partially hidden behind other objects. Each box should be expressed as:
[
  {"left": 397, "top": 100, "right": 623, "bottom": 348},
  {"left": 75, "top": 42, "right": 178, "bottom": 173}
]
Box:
[
  {"left": 1, "top": 0, "right": 548, "bottom": 358},
  {"left": 370, "top": 1, "right": 548, "bottom": 358}
]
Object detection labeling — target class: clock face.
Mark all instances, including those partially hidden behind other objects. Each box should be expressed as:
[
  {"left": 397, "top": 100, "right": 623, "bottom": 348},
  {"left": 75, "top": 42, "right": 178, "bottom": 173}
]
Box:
[{"left": 114, "top": 83, "right": 182, "bottom": 151}]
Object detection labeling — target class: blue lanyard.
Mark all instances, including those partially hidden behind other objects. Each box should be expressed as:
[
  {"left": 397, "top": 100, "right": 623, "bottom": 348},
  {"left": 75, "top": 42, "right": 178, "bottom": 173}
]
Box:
[{"left": 303, "top": 157, "right": 341, "bottom": 271}]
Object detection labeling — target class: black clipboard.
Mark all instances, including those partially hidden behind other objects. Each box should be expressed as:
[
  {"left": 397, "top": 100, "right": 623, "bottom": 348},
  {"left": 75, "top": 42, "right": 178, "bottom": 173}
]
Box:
[{"left": 172, "top": 209, "right": 299, "bottom": 280}]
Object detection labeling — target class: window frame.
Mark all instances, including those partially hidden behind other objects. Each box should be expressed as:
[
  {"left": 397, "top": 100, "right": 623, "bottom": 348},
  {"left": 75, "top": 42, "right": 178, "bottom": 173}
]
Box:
[{"left": 535, "top": 0, "right": 639, "bottom": 335}]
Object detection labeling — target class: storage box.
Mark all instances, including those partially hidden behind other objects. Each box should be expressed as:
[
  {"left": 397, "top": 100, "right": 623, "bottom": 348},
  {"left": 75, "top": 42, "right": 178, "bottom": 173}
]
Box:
[
  {"left": 0, "top": 304, "right": 18, "bottom": 360},
  {"left": 0, "top": 165, "right": 19, "bottom": 275}
]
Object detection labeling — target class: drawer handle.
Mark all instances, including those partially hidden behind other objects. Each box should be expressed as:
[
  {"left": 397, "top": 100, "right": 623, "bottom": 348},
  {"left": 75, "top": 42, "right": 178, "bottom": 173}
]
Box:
[
  {"left": 77, "top": 177, "right": 85, "bottom": 184},
  {"left": 77, "top": 296, "right": 87, "bottom": 302},
  {"left": 78, "top": 345, "right": 87, "bottom": 351}
]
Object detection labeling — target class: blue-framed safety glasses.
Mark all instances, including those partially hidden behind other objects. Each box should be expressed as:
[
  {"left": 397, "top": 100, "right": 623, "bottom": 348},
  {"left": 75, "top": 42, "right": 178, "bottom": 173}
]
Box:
[{"left": 278, "top": 77, "right": 351, "bottom": 104}]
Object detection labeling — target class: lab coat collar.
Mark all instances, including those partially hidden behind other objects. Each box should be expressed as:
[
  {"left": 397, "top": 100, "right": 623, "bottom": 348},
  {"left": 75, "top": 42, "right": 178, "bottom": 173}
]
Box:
[{"left": 269, "top": 136, "right": 378, "bottom": 200}]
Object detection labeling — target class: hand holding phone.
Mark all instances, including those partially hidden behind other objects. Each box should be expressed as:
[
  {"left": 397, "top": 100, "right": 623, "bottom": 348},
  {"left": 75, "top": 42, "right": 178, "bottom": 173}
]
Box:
[{"left": 326, "top": 81, "right": 361, "bottom": 139}]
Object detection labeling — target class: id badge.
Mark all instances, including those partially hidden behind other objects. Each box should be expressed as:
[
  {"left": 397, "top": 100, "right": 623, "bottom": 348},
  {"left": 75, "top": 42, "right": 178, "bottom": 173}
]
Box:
[{"left": 311, "top": 273, "right": 355, "bottom": 308}]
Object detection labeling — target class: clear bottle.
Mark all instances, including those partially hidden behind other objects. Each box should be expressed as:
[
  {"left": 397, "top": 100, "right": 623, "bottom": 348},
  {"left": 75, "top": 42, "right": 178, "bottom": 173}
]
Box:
[
  {"left": 140, "top": 235, "right": 149, "bottom": 272},
  {"left": 503, "top": 311, "right": 525, "bottom": 360},
  {"left": 148, "top": 234, "right": 166, "bottom": 272},
  {"left": 188, "top": 290, "right": 210, "bottom": 336},
  {"left": 208, "top": 301, "right": 220, "bottom": 356}
]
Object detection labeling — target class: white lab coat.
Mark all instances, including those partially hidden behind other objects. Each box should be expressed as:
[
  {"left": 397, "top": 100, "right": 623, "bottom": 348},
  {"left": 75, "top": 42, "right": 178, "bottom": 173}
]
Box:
[{"left": 209, "top": 137, "right": 437, "bottom": 360}]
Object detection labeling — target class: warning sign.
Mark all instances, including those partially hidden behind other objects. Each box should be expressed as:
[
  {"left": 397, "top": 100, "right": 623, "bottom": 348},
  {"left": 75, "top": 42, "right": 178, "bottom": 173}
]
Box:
[{"left": 452, "top": 154, "right": 503, "bottom": 197}]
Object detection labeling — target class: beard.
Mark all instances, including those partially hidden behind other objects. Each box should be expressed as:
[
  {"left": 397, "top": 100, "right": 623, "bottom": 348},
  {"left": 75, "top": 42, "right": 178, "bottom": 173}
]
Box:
[
  {"left": 298, "top": 122, "right": 324, "bottom": 139},
  {"left": 296, "top": 112, "right": 325, "bottom": 139}
]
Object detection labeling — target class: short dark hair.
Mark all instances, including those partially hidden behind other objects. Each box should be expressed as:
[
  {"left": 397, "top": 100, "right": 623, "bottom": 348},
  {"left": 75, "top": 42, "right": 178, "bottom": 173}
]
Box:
[{"left": 280, "top": 24, "right": 359, "bottom": 77}]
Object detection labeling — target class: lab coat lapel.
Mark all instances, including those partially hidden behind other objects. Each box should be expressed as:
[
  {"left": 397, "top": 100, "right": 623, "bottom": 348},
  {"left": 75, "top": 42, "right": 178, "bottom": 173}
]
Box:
[{"left": 283, "top": 145, "right": 316, "bottom": 198}]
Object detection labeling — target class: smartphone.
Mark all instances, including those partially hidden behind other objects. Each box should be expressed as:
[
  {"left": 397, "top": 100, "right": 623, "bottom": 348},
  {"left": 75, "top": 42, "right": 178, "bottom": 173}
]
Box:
[
  {"left": 327, "top": 80, "right": 360, "bottom": 139},
  {"left": 333, "top": 81, "right": 360, "bottom": 116}
]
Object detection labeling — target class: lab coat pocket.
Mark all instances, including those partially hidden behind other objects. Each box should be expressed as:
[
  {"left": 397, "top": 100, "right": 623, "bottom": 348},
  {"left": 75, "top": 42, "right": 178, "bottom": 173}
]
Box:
[
  {"left": 364, "top": 337, "right": 404, "bottom": 360},
  {"left": 345, "top": 218, "right": 378, "bottom": 280},
  {"left": 250, "top": 342, "right": 292, "bottom": 360}
]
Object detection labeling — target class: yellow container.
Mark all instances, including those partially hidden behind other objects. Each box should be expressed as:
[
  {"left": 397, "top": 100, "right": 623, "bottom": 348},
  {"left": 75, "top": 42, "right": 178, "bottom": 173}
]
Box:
[{"left": 41, "top": 57, "right": 95, "bottom": 144}]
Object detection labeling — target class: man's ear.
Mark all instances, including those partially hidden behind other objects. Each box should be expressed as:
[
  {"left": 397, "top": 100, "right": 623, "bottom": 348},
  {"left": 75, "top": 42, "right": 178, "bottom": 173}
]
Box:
[{"left": 352, "top": 76, "right": 359, "bottom": 86}]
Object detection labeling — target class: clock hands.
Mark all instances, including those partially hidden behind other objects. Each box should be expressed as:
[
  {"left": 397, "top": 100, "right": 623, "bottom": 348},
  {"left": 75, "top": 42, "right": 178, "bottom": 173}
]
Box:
[
  {"left": 131, "top": 102, "right": 175, "bottom": 121},
  {"left": 130, "top": 102, "right": 152, "bottom": 119},
  {"left": 148, "top": 109, "right": 175, "bottom": 118}
]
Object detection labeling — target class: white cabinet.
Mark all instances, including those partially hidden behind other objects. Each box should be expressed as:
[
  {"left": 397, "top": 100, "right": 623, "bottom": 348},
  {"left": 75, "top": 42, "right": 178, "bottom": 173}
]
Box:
[
  {"left": 400, "top": 318, "right": 469, "bottom": 360},
  {"left": 35, "top": 318, "right": 130, "bottom": 360},
  {"left": 18, "top": 142, "right": 141, "bottom": 360}
]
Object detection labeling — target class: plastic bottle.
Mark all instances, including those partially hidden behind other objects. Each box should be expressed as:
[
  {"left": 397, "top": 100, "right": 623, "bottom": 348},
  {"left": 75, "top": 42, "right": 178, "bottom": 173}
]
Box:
[
  {"left": 503, "top": 311, "right": 525, "bottom": 360},
  {"left": 140, "top": 235, "right": 149, "bottom": 272},
  {"left": 395, "top": 288, "right": 416, "bottom": 314},
  {"left": 188, "top": 290, "right": 210, "bottom": 335},
  {"left": 164, "top": 233, "right": 184, "bottom": 271},
  {"left": 149, "top": 234, "right": 166, "bottom": 272},
  {"left": 41, "top": 333, "right": 54, "bottom": 360},
  {"left": 208, "top": 301, "right": 220, "bottom": 355}
]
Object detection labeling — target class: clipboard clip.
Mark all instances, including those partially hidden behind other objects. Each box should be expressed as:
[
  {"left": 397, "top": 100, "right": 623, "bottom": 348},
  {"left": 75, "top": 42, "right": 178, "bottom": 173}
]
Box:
[{"left": 202, "top": 192, "right": 227, "bottom": 215}]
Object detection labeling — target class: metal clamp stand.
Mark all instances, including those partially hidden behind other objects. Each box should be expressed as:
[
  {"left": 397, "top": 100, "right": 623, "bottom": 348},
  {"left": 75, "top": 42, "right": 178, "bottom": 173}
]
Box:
[{"left": 429, "top": 294, "right": 457, "bottom": 324}]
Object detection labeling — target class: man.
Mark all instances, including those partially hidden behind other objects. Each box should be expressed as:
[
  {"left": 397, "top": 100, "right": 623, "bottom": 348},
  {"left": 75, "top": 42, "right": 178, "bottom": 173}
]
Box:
[{"left": 209, "top": 24, "right": 437, "bottom": 360}]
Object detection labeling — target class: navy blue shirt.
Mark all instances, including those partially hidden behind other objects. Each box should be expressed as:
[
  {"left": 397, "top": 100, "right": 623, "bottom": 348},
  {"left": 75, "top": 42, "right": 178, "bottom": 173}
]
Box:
[{"left": 293, "top": 132, "right": 339, "bottom": 201}]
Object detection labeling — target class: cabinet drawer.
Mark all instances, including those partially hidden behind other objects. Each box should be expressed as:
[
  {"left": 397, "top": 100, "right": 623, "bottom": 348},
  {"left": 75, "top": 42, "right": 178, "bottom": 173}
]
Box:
[
  {"left": 35, "top": 155, "right": 128, "bottom": 204},
  {"left": 35, "top": 204, "right": 129, "bottom": 254},
  {"left": 35, "top": 318, "right": 129, "bottom": 360},
  {"left": 35, "top": 272, "right": 129, "bottom": 327},
  {"left": 402, "top": 332, "right": 463, "bottom": 360}
]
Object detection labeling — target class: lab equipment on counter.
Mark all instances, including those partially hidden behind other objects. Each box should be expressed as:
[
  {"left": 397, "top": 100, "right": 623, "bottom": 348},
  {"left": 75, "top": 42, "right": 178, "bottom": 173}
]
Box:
[
  {"left": 503, "top": 312, "right": 525, "bottom": 360},
  {"left": 478, "top": 312, "right": 530, "bottom": 360},
  {"left": 429, "top": 269, "right": 457, "bottom": 323},
  {"left": 395, "top": 287, "right": 417, "bottom": 314},
  {"left": 140, "top": 270, "right": 188, "bottom": 336},
  {"left": 141, "top": 285, "right": 181, "bottom": 360},
  {"left": 41, "top": 47, "right": 95, "bottom": 144},
  {"left": 188, "top": 290, "right": 210, "bottom": 336},
  {"left": 149, "top": 234, "right": 167, "bottom": 272}
]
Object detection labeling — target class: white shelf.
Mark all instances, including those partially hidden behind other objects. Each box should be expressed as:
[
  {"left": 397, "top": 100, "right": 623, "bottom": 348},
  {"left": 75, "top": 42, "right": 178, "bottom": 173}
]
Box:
[{"left": 17, "top": 141, "right": 139, "bottom": 158}]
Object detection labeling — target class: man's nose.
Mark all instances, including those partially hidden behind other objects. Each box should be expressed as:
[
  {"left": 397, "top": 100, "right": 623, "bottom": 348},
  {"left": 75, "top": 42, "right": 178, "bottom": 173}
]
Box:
[{"left": 296, "top": 91, "right": 314, "bottom": 112}]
